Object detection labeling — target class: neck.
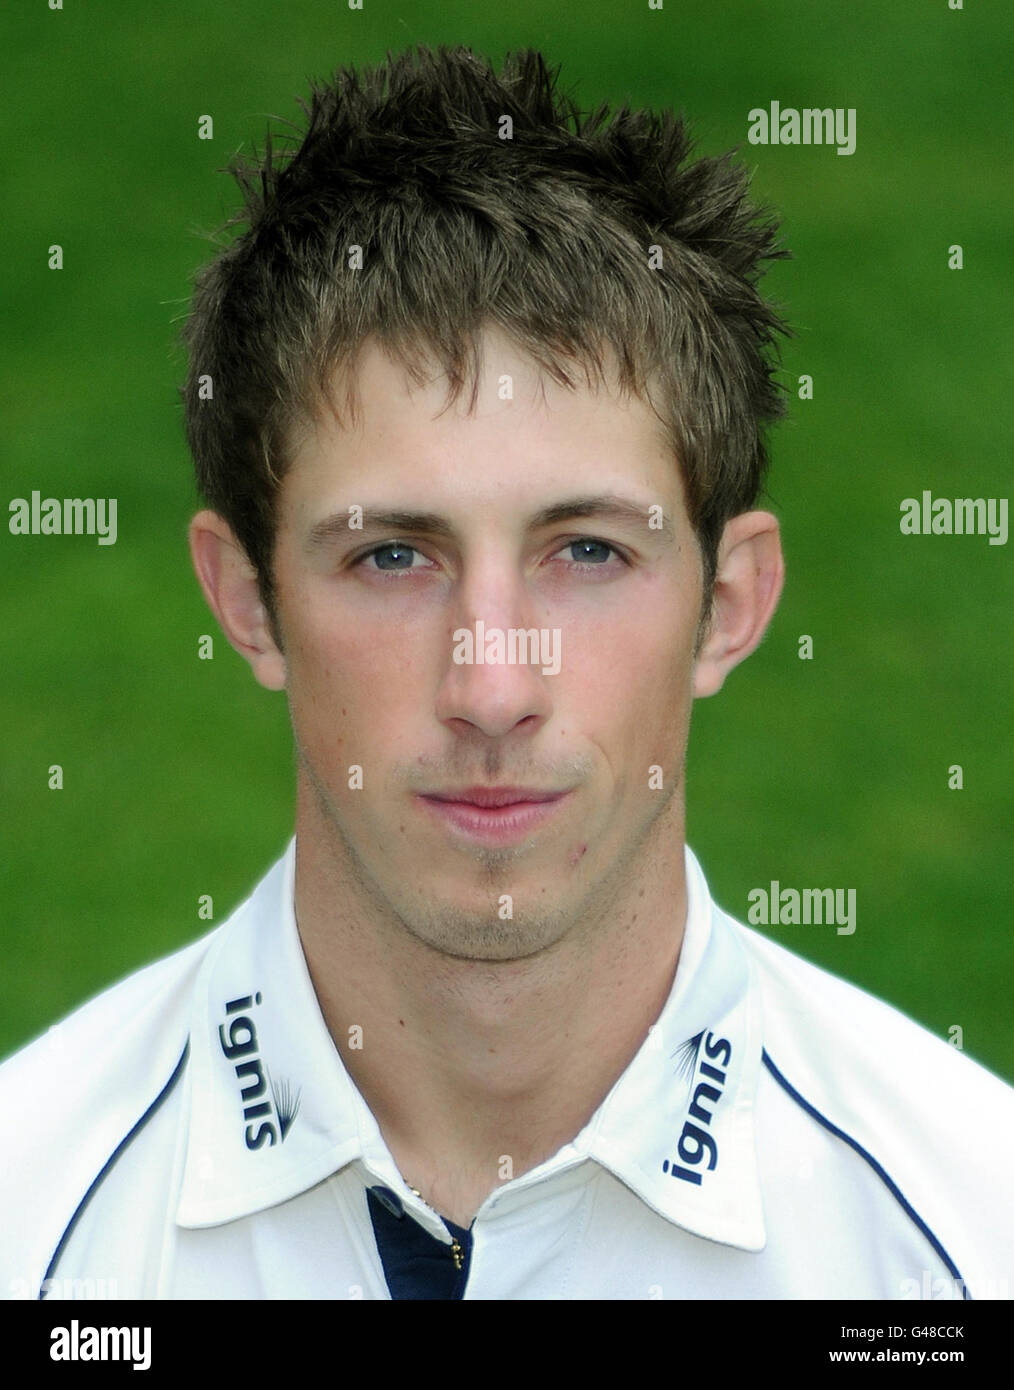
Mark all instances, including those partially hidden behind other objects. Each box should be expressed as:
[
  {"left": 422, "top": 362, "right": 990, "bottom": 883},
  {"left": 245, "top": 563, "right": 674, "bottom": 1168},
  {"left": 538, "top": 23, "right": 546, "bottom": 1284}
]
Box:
[{"left": 293, "top": 793, "right": 688, "bottom": 1227}]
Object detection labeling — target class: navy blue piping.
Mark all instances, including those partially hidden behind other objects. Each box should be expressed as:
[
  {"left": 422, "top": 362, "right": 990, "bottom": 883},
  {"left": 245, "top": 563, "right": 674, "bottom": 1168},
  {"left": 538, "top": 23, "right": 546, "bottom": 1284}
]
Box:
[
  {"left": 39, "top": 1040, "right": 190, "bottom": 1299},
  {"left": 762, "top": 1049, "right": 971, "bottom": 1300}
]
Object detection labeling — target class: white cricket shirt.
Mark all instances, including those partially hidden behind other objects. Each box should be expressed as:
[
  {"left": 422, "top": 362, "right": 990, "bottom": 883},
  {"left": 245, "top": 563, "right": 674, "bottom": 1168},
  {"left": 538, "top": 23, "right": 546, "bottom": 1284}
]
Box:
[{"left": 1, "top": 840, "right": 1012, "bottom": 1300}]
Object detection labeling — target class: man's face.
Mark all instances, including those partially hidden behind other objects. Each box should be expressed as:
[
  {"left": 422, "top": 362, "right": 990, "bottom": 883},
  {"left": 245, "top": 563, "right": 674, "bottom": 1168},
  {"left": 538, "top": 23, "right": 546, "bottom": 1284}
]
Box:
[{"left": 270, "top": 328, "right": 707, "bottom": 961}]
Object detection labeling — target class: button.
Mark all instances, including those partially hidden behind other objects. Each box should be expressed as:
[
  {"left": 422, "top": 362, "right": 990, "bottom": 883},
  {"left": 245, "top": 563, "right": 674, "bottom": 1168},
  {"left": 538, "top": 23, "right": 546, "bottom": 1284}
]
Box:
[{"left": 369, "top": 1185, "right": 405, "bottom": 1218}]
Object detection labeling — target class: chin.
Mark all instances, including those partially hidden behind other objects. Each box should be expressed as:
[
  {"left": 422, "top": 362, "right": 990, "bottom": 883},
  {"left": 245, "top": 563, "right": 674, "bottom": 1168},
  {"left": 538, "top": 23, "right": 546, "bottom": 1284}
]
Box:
[{"left": 402, "top": 904, "right": 568, "bottom": 964}]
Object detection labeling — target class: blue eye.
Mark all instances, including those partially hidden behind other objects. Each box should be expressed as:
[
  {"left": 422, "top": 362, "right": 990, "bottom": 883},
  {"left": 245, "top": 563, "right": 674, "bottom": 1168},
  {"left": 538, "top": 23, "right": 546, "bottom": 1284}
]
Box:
[
  {"left": 565, "top": 538, "right": 614, "bottom": 564},
  {"left": 365, "top": 543, "right": 420, "bottom": 571}
]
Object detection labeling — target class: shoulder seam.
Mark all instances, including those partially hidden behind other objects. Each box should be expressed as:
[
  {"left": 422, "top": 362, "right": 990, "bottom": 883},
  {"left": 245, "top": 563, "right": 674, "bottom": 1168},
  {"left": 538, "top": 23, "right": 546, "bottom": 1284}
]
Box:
[{"left": 761, "top": 1048, "right": 972, "bottom": 1301}]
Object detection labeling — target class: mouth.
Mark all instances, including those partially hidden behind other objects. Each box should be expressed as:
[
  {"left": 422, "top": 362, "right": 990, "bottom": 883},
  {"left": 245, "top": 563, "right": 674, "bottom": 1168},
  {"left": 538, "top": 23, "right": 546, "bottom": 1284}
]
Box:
[{"left": 416, "top": 786, "right": 571, "bottom": 845}]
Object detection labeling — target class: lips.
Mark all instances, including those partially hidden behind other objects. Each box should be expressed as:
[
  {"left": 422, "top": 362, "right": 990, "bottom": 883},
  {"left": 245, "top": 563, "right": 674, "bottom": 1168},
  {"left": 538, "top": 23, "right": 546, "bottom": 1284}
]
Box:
[
  {"left": 416, "top": 786, "right": 571, "bottom": 845},
  {"left": 421, "top": 786, "right": 565, "bottom": 808}
]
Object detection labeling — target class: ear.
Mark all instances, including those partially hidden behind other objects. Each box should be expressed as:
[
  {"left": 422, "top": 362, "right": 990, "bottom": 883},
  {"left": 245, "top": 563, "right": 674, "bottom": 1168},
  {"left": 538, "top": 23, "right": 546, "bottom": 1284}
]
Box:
[
  {"left": 188, "top": 510, "right": 287, "bottom": 692},
  {"left": 692, "top": 510, "right": 784, "bottom": 699}
]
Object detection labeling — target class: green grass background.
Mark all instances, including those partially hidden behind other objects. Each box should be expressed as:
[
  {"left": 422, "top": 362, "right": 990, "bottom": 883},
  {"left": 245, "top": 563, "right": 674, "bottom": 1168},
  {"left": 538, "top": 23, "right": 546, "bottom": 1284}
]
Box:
[{"left": 2, "top": 1, "right": 1011, "bottom": 1080}]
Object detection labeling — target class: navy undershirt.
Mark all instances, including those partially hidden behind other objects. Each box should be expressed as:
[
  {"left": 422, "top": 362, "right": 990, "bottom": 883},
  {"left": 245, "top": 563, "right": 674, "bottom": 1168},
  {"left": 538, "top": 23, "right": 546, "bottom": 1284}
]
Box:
[{"left": 367, "top": 1185, "right": 475, "bottom": 1299}]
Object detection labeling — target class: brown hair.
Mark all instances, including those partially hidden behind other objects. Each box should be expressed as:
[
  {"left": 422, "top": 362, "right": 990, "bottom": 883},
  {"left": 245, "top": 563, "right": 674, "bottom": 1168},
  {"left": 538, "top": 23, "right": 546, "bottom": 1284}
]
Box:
[{"left": 181, "top": 45, "right": 790, "bottom": 619}]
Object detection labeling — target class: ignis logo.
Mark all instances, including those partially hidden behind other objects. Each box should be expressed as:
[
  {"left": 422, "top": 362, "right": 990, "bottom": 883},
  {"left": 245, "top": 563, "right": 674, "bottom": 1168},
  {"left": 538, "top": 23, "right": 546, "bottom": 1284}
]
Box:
[
  {"left": 219, "top": 994, "right": 301, "bottom": 1149},
  {"left": 663, "top": 1031, "right": 732, "bottom": 1186}
]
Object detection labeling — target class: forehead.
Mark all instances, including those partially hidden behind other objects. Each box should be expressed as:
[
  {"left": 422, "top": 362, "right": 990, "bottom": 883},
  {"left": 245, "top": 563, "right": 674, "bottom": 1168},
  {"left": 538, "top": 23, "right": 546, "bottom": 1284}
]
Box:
[{"left": 281, "top": 327, "right": 687, "bottom": 523}]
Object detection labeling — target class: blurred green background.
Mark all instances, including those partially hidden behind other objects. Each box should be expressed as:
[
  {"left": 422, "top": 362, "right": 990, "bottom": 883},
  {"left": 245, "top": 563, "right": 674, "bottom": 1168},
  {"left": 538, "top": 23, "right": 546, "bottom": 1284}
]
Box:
[{"left": 2, "top": 1, "right": 1011, "bottom": 1080}]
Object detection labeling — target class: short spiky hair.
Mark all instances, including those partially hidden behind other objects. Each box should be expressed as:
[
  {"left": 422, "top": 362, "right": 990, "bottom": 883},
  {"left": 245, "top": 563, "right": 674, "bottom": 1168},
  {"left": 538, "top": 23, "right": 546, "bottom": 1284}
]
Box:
[{"left": 181, "top": 45, "right": 790, "bottom": 619}]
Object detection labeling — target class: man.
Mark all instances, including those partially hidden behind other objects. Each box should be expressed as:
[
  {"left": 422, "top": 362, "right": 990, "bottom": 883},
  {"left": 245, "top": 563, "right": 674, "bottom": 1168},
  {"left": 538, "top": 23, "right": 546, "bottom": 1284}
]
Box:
[{"left": 2, "top": 45, "right": 1011, "bottom": 1301}]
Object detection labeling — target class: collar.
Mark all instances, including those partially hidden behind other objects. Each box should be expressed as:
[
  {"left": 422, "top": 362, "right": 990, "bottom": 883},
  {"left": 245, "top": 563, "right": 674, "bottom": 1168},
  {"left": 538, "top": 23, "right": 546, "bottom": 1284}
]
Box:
[
  {"left": 574, "top": 845, "right": 765, "bottom": 1249},
  {"left": 177, "top": 840, "right": 765, "bottom": 1251}
]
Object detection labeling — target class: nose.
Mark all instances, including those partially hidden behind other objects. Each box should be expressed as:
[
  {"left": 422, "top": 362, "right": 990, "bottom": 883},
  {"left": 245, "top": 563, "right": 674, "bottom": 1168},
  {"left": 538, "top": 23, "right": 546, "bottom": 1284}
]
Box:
[{"left": 435, "top": 577, "right": 557, "bottom": 740}]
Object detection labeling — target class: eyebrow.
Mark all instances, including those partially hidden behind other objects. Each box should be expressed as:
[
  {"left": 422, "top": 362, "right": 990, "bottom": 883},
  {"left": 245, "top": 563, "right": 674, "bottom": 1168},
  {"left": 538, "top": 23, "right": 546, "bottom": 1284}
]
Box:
[{"left": 305, "top": 494, "right": 670, "bottom": 550}]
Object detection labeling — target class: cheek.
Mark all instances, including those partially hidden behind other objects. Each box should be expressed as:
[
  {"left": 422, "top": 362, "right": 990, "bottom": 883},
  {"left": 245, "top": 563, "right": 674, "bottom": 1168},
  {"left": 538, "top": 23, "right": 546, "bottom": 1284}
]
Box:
[
  {"left": 281, "top": 589, "right": 436, "bottom": 765},
  {"left": 563, "top": 620, "right": 694, "bottom": 778},
  {"left": 283, "top": 577, "right": 388, "bottom": 690},
  {"left": 621, "top": 658, "right": 692, "bottom": 757},
  {"left": 569, "top": 593, "right": 695, "bottom": 705}
]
